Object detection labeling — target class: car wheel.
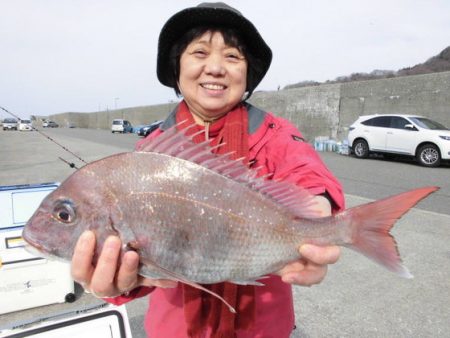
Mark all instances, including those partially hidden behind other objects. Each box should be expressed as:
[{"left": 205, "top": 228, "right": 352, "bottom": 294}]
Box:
[
  {"left": 417, "top": 144, "right": 441, "bottom": 167},
  {"left": 353, "top": 139, "right": 369, "bottom": 158}
]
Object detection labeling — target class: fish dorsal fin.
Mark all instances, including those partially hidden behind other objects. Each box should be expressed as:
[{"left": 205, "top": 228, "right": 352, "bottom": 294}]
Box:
[
  {"left": 136, "top": 123, "right": 319, "bottom": 219},
  {"left": 250, "top": 179, "right": 319, "bottom": 218}
]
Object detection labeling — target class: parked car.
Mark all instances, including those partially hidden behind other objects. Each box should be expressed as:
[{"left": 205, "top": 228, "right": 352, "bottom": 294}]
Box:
[
  {"left": 2, "top": 118, "right": 18, "bottom": 131},
  {"left": 348, "top": 114, "right": 450, "bottom": 167},
  {"left": 45, "top": 121, "right": 59, "bottom": 128},
  {"left": 18, "top": 119, "right": 33, "bottom": 131},
  {"left": 138, "top": 120, "right": 163, "bottom": 137},
  {"left": 131, "top": 125, "right": 145, "bottom": 134},
  {"left": 111, "top": 119, "right": 133, "bottom": 133}
]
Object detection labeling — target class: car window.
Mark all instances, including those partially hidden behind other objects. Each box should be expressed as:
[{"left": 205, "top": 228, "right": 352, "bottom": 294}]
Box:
[
  {"left": 361, "top": 116, "right": 391, "bottom": 127},
  {"left": 390, "top": 116, "right": 410, "bottom": 129},
  {"left": 410, "top": 117, "right": 448, "bottom": 130},
  {"left": 113, "top": 121, "right": 122, "bottom": 125}
]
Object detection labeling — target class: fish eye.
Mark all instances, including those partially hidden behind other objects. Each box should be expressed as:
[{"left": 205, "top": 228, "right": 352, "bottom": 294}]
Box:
[{"left": 53, "top": 201, "right": 76, "bottom": 224}]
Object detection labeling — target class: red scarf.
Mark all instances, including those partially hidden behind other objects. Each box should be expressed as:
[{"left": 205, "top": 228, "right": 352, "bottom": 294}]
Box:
[{"left": 175, "top": 100, "right": 255, "bottom": 338}]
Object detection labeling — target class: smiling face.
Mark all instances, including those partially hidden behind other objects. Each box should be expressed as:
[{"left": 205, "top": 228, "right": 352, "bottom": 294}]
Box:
[{"left": 178, "top": 31, "right": 248, "bottom": 122}]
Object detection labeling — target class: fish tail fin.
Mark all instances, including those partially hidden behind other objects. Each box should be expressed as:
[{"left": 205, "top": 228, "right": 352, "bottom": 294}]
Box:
[{"left": 346, "top": 186, "right": 438, "bottom": 278}]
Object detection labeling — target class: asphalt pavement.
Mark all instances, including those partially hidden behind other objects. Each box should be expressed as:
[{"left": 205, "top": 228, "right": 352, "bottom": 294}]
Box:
[{"left": 0, "top": 128, "right": 449, "bottom": 337}]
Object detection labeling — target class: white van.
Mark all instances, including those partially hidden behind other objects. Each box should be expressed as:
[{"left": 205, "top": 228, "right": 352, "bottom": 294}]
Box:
[
  {"left": 18, "top": 119, "right": 33, "bottom": 131},
  {"left": 111, "top": 119, "right": 132, "bottom": 133}
]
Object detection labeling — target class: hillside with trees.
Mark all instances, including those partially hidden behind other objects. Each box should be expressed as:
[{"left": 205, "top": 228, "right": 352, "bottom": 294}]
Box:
[{"left": 285, "top": 46, "right": 450, "bottom": 89}]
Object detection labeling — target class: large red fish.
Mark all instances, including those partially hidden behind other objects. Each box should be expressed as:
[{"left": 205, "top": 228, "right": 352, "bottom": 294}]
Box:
[{"left": 22, "top": 125, "right": 438, "bottom": 312}]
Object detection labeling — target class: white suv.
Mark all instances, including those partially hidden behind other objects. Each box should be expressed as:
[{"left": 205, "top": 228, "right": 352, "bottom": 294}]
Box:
[{"left": 348, "top": 114, "right": 450, "bottom": 167}]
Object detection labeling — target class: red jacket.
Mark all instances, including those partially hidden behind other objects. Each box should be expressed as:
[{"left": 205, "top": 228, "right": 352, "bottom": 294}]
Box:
[{"left": 108, "top": 105, "right": 344, "bottom": 337}]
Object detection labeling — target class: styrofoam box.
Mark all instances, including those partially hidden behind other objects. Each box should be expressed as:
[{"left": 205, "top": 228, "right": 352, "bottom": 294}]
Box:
[{"left": 0, "top": 183, "right": 75, "bottom": 314}]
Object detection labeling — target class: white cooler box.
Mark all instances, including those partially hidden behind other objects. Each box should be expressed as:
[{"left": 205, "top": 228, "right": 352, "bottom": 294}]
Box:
[
  {"left": 0, "top": 304, "right": 132, "bottom": 338},
  {"left": 0, "top": 183, "right": 75, "bottom": 314},
  {"left": 0, "top": 304, "right": 131, "bottom": 338}
]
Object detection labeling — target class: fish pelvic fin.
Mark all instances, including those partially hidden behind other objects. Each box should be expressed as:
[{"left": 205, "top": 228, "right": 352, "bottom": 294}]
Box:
[
  {"left": 139, "top": 257, "right": 236, "bottom": 313},
  {"left": 345, "top": 186, "right": 439, "bottom": 278}
]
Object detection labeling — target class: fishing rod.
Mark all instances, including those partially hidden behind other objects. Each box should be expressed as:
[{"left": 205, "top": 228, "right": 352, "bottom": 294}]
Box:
[{"left": 0, "top": 106, "right": 87, "bottom": 169}]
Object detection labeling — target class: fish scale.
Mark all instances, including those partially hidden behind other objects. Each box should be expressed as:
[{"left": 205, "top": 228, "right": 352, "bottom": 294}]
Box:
[{"left": 108, "top": 159, "right": 298, "bottom": 283}]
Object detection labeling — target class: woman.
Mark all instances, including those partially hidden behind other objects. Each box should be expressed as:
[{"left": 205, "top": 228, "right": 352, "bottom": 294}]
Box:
[{"left": 71, "top": 3, "right": 344, "bottom": 337}]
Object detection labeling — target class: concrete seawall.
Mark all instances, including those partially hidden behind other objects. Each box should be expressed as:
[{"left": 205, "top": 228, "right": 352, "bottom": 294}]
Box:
[{"left": 48, "top": 71, "right": 450, "bottom": 142}]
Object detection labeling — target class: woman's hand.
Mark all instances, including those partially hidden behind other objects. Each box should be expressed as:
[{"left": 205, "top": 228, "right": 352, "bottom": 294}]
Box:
[
  {"left": 277, "top": 244, "right": 340, "bottom": 286},
  {"left": 277, "top": 194, "right": 340, "bottom": 286},
  {"left": 71, "top": 231, "right": 177, "bottom": 298}
]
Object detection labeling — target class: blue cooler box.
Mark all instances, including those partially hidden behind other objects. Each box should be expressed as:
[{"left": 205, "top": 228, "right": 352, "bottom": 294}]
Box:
[{"left": 0, "top": 183, "right": 75, "bottom": 314}]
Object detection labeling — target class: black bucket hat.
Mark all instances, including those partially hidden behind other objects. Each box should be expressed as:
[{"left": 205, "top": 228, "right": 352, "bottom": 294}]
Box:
[{"left": 157, "top": 2, "right": 272, "bottom": 95}]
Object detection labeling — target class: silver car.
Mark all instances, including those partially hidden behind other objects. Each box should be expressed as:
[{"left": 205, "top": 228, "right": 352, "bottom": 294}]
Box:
[{"left": 2, "top": 118, "right": 18, "bottom": 131}]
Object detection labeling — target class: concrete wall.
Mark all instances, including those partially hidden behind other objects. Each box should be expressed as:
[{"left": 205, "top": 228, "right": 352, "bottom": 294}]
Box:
[
  {"left": 51, "top": 103, "right": 177, "bottom": 130},
  {"left": 49, "top": 71, "right": 450, "bottom": 142},
  {"left": 249, "top": 83, "right": 341, "bottom": 141}
]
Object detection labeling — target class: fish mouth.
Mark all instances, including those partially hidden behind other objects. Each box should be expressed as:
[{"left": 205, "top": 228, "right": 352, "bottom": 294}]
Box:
[
  {"left": 24, "top": 243, "right": 47, "bottom": 258},
  {"left": 22, "top": 229, "right": 70, "bottom": 263},
  {"left": 22, "top": 232, "right": 47, "bottom": 254},
  {"left": 23, "top": 236, "right": 60, "bottom": 261}
]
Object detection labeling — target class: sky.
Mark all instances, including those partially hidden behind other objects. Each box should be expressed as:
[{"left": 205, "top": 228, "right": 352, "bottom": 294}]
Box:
[{"left": 1, "top": 0, "right": 450, "bottom": 119}]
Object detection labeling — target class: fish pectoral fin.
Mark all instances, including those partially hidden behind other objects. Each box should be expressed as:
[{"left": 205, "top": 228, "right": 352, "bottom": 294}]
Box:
[
  {"left": 140, "top": 257, "right": 237, "bottom": 313},
  {"left": 232, "top": 280, "right": 265, "bottom": 286},
  {"left": 110, "top": 219, "right": 139, "bottom": 252},
  {"left": 233, "top": 280, "right": 263, "bottom": 286},
  {"left": 231, "top": 275, "right": 270, "bottom": 286},
  {"left": 126, "top": 240, "right": 141, "bottom": 252}
]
